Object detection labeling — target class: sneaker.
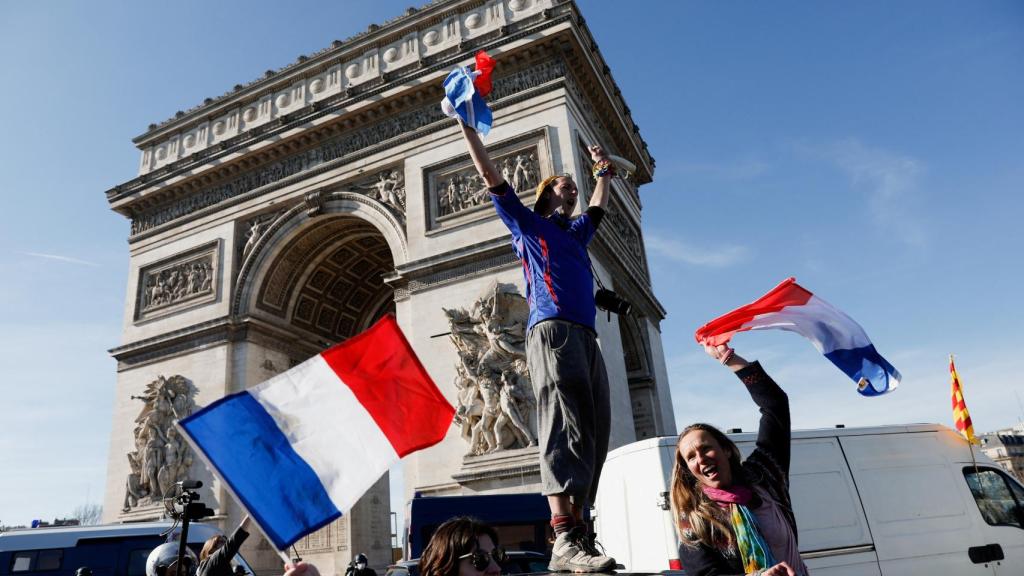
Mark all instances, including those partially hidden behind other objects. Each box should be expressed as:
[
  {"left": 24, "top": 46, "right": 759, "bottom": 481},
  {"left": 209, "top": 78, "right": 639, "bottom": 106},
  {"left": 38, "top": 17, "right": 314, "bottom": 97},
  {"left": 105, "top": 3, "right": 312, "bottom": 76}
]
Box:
[{"left": 548, "top": 527, "right": 616, "bottom": 572}]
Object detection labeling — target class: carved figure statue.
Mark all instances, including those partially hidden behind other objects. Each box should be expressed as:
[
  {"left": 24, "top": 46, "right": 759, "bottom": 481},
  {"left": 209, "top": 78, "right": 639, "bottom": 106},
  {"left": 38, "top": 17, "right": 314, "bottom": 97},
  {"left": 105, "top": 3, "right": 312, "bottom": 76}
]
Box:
[
  {"left": 122, "top": 375, "right": 198, "bottom": 512},
  {"left": 445, "top": 282, "right": 537, "bottom": 456},
  {"left": 437, "top": 150, "right": 540, "bottom": 219}
]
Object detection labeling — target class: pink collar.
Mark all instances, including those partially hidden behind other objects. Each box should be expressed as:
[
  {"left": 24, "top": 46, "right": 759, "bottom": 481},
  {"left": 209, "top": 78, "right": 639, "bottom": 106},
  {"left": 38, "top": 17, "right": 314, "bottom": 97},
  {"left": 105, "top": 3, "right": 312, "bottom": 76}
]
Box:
[{"left": 702, "top": 484, "right": 753, "bottom": 505}]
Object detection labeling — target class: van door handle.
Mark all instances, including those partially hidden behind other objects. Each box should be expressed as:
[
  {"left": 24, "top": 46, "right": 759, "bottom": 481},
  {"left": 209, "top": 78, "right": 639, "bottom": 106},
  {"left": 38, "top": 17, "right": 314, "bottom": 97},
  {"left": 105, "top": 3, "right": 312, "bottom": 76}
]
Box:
[{"left": 968, "top": 543, "right": 1004, "bottom": 564}]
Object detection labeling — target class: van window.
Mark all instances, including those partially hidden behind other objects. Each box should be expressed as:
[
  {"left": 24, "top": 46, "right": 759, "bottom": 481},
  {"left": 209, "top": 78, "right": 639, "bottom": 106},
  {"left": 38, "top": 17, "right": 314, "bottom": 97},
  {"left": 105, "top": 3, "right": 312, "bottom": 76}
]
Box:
[
  {"left": 964, "top": 467, "right": 1024, "bottom": 527},
  {"left": 9, "top": 550, "right": 63, "bottom": 572}
]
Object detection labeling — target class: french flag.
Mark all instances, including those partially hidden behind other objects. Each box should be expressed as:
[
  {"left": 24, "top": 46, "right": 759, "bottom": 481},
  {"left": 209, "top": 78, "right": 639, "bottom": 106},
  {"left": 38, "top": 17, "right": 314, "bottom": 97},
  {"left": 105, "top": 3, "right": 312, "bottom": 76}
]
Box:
[
  {"left": 695, "top": 278, "right": 901, "bottom": 396},
  {"left": 177, "top": 315, "right": 454, "bottom": 550},
  {"left": 441, "top": 51, "right": 496, "bottom": 135}
]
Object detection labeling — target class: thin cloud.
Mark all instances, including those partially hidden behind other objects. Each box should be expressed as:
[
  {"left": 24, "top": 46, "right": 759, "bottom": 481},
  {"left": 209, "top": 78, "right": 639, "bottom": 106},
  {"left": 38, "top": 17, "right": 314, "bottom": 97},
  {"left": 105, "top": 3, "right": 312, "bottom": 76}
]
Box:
[
  {"left": 667, "top": 159, "right": 769, "bottom": 180},
  {"left": 817, "top": 139, "right": 928, "bottom": 247},
  {"left": 21, "top": 251, "right": 99, "bottom": 267},
  {"left": 646, "top": 232, "right": 749, "bottom": 267}
]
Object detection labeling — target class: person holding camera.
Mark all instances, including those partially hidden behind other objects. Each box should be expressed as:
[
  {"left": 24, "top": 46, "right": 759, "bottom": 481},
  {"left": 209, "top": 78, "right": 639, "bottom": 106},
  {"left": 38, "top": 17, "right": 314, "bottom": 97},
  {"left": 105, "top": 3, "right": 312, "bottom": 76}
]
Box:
[
  {"left": 458, "top": 122, "right": 615, "bottom": 572},
  {"left": 345, "top": 553, "right": 376, "bottom": 576},
  {"left": 197, "top": 515, "right": 252, "bottom": 576}
]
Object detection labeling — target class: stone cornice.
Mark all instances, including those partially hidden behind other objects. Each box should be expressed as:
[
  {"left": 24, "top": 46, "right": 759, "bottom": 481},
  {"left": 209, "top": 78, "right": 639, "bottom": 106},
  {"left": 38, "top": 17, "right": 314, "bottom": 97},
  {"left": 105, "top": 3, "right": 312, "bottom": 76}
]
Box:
[
  {"left": 128, "top": 0, "right": 560, "bottom": 173},
  {"left": 109, "top": 0, "right": 654, "bottom": 205},
  {"left": 134, "top": 0, "right": 492, "bottom": 145}
]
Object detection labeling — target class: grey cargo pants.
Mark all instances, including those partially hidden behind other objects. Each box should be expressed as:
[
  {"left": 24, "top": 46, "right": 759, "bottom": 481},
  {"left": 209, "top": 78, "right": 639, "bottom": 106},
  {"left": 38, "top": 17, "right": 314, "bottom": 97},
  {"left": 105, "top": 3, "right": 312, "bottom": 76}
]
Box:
[{"left": 527, "top": 319, "right": 611, "bottom": 506}]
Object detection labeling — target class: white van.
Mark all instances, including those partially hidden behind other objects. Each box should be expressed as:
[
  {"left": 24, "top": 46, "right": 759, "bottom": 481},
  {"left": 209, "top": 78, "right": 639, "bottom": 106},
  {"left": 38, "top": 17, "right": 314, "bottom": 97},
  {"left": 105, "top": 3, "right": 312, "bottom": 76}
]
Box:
[
  {"left": 594, "top": 424, "right": 1024, "bottom": 575},
  {"left": 0, "top": 522, "right": 254, "bottom": 576}
]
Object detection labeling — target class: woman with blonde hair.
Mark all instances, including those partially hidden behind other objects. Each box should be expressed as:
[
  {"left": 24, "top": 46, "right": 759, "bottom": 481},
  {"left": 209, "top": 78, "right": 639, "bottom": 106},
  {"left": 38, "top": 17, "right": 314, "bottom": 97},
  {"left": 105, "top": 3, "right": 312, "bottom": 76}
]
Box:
[
  {"left": 671, "top": 344, "right": 808, "bottom": 576},
  {"left": 419, "top": 516, "right": 503, "bottom": 576}
]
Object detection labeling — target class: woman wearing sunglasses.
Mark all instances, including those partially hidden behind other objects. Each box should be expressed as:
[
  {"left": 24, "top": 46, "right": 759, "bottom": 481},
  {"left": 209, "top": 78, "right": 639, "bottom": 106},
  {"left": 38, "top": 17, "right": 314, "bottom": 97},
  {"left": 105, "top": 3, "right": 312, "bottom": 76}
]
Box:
[{"left": 420, "top": 517, "right": 504, "bottom": 576}]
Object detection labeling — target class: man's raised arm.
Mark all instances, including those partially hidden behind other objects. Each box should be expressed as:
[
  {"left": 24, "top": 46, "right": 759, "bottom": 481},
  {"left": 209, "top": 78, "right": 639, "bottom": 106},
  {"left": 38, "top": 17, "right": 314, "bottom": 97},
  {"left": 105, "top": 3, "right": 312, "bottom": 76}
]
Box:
[
  {"left": 460, "top": 122, "right": 504, "bottom": 189},
  {"left": 588, "top": 145, "right": 612, "bottom": 211}
]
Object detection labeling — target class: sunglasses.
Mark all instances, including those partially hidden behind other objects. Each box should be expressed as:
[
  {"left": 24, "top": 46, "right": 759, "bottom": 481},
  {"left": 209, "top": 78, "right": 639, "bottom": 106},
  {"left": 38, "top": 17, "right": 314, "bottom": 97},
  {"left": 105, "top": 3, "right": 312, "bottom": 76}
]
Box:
[{"left": 459, "top": 547, "right": 507, "bottom": 571}]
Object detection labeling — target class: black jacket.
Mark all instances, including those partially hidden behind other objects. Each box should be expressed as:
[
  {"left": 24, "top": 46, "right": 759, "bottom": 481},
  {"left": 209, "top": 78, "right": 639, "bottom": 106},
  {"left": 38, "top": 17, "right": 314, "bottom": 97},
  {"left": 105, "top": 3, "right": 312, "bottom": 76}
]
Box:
[
  {"left": 197, "top": 526, "right": 249, "bottom": 576},
  {"left": 677, "top": 362, "right": 797, "bottom": 576}
]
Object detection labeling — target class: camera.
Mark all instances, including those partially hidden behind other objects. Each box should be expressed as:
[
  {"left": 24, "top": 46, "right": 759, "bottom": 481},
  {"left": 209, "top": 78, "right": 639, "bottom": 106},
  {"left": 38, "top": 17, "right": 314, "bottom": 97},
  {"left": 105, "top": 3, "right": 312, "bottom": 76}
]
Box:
[{"left": 595, "top": 288, "right": 632, "bottom": 316}]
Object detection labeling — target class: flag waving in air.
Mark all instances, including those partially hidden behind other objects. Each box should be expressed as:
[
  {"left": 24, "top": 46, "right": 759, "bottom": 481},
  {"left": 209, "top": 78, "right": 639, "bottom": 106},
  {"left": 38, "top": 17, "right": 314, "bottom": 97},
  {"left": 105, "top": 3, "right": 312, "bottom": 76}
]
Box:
[
  {"left": 696, "top": 277, "right": 901, "bottom": 396},
  {"left": 177, "top": 314, "right": 454, "bottom": 550},
  {"left": 441, "top": 51, "right": 496, "bottom": 135},
  {"left": 950, "top": 355, "right": 977, "bottom": 443}
]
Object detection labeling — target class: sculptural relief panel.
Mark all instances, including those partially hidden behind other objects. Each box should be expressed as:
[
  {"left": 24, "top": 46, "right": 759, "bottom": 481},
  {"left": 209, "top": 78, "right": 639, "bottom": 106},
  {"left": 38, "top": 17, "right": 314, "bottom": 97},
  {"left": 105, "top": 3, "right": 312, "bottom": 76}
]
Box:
[
  {"left": 130, "top": 59, "right": 568, "bottom": 236},
  {"left": 135, "top": 241, "right": 220, "bottom": 323},
  {"left": 426, "top": 130, "right": 551, "bottom": 232},
  {"left": 122, "top": 375, "right": 198, "bottom": 512},
  {"left": 446, "top": 282, "right": 537, "bottom": 457}
]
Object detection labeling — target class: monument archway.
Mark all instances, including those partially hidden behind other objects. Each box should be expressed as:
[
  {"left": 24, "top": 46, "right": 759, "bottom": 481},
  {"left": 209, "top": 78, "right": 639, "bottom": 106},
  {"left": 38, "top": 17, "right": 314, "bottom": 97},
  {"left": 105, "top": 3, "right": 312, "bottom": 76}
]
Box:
[
  {"left": 235, "top": 192, "right": 407, "bottom": 337},
  {"left": 232, "top": 197, "right": 402, "bottom": 569},
  {"left": 104, "top": 1, "right": 675, "bottom": 573}
]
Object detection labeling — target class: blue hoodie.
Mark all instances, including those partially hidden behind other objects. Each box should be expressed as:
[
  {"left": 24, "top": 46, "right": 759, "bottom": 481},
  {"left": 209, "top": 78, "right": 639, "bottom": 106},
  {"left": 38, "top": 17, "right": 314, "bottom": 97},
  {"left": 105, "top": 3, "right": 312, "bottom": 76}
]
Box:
[{"left": 489, "top": 181, "right": 603, "bottom": 331}]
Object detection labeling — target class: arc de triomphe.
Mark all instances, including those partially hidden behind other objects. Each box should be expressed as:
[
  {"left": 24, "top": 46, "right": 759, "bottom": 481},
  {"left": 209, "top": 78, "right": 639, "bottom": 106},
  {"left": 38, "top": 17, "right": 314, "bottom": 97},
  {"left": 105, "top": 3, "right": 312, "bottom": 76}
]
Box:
[{"left": 101, "top": 1, "right": 675, "bottom": 573}]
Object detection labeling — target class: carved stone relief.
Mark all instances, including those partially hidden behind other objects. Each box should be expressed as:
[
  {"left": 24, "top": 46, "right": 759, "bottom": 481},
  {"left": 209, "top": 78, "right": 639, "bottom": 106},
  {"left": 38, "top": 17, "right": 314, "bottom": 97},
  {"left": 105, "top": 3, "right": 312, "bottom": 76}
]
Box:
[
  {"left": 135, "top": 241, "right": 220, "bottom": 322},
  {"left": 123, "top": 375, "right": 198, "bottom": 512},
  {"left": 446, "top": 282, "right": 537, "bottom": 457},
  {"left": 129, "top": 59, "right": 568, "bottom": 237},
  {"left": 437, "top": 151, "right": 540, "bottom": 219},
  {"left": 427, "top": 129, "right": 552, "bottom": 231},
  {"left": 239, "top": 209, "right": 288, "bottom": 265},
  {"left": 348, "top": 167, "right": 406, "bottom": 219}
]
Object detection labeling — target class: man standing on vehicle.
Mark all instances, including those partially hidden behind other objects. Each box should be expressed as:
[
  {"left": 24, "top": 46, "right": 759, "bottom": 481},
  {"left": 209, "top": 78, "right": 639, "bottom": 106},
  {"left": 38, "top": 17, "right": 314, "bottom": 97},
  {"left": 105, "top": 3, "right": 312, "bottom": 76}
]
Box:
[{"left": 458, "top": 120, "right": 616, "bottom": 572}]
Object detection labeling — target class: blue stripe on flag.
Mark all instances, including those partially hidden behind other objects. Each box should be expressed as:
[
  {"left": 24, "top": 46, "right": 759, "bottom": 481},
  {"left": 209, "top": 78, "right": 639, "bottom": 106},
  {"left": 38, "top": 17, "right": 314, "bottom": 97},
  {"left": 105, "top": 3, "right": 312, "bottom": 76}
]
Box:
[
  {"left": 178, "top": 392, "right": 341, "bottom": 549},
  {"left": 824, "top": 344, "right": 901, "bottom": 397}
]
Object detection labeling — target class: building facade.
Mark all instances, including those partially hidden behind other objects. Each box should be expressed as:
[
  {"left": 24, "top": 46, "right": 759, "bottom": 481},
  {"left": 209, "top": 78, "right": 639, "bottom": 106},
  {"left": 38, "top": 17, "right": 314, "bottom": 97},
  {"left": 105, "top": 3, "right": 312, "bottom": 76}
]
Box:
[{"left": 101, "top": 1, "right": 675, "bottom": 573}]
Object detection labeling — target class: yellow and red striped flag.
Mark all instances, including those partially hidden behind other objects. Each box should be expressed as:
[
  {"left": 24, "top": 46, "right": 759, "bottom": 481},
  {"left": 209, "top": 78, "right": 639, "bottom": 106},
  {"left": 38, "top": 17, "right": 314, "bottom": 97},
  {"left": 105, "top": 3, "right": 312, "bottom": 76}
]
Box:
[{"left": 950, "top": 354, "right": 977, "bottom": 444}]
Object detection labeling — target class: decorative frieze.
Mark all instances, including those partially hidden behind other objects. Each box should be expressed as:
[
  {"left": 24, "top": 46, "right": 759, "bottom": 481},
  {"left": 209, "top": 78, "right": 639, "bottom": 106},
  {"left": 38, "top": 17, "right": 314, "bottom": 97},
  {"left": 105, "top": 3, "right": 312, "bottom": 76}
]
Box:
[
  {"left": 426, "top": 129, "right": 552, "bottom": 231},
  {"left": 135, "top": 241, "right": 220, "bottom": 322},
  {"left": 129, "top": 59, "right": 567, "bottom": 237},
  {"left": 138, "top": 0, "right": 556, "bottom": 175}
]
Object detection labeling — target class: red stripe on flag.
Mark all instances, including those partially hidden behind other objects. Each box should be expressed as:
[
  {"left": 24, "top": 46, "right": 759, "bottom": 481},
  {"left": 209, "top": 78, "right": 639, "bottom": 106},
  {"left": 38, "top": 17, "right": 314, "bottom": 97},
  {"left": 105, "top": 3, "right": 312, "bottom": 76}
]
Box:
[
  {"left": 320, "top": 314, "right": 455, "bottom": 457},
  {"left": 695, "top": 277, "right": 814, "bottom": 346}
]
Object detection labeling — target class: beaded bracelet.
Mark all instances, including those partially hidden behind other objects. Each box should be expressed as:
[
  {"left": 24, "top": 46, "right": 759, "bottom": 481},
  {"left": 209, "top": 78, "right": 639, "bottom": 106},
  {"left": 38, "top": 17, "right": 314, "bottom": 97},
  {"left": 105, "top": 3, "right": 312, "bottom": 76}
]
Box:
[{"left": 592, "top": 158, "right": 616, "bottom": 179}]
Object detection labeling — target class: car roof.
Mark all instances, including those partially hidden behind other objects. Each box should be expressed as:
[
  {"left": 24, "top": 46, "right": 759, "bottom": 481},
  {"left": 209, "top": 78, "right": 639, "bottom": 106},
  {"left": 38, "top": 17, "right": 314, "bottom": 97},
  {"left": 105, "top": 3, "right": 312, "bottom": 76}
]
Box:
[{"left": 0, "top": 522, "right": 224, "bottom": 551}]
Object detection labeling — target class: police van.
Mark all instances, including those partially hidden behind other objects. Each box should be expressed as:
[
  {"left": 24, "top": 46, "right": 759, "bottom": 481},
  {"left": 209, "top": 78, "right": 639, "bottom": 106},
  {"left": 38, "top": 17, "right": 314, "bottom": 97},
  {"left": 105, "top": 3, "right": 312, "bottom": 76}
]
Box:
[
  {"left": 595, "top": 423, "right": 1024, "bottom": 575},
  {"left": 0, "top": 522, "right": 253, "bottom": 576}
]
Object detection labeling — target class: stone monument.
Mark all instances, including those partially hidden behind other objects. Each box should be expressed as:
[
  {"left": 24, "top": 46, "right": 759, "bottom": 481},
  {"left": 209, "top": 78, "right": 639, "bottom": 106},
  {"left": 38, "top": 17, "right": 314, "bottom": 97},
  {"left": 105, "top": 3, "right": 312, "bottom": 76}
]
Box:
[{"left": 102, "top": 1, "right": 675, "bottom": 573}]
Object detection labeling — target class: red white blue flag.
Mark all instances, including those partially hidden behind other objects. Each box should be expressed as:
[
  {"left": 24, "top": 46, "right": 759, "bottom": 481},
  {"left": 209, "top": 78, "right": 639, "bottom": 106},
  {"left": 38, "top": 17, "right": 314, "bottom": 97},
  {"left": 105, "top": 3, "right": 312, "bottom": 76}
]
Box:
[
  {"left": 696, "top": 278, "right": 901, "bottom": 396},
  {"left": 441, "top": 51, "right": 496, "bottom": 135},
  {"left": 177, "top": 315, "right": 454, "bottom": 550}
]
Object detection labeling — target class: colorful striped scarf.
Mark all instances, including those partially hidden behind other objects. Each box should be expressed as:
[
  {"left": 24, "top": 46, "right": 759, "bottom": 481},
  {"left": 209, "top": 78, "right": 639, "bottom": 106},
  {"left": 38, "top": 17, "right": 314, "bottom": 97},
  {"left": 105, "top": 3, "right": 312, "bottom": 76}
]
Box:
[{"left": 703, "top": 485, "right": 776, "bottom": 572}]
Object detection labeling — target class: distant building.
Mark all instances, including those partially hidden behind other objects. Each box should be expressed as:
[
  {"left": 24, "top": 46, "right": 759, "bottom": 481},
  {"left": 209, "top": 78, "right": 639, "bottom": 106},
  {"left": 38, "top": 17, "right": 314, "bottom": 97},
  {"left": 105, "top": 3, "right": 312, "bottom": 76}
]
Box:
[{"left": 979, "top": 425, "right": 1024, "bottom": 481}]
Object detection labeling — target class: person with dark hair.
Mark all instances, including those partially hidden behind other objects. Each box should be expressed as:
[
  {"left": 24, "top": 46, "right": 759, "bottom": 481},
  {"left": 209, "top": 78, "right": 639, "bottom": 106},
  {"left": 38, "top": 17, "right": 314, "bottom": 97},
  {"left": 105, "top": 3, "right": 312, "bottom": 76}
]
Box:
[
  {"left": 458, "top": 108, "right": 616, "bottom": 573},
  {"left": 419, "top": 516, "right": 503, "bottom": 576},
  {"left": 670, "top": 344, "right": 808, "bottom": 576},
  {"left": 198, "top": 515, "right": 251, "bottom": 576}
]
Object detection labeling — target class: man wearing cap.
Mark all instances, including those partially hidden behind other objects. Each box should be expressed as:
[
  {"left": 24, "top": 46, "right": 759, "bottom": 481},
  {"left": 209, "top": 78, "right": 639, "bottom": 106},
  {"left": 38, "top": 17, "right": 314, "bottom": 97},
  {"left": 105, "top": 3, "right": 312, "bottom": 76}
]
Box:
[{"left": 458, "top": 122, "right": 616, "bottom": 572}]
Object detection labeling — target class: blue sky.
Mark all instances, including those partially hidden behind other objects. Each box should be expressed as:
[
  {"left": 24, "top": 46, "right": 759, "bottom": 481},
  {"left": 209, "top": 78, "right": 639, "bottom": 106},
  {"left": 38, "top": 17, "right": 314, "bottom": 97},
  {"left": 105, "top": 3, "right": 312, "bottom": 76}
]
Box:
[{"left": 1, "top": 0, "right": 1021, "bottom": 532}]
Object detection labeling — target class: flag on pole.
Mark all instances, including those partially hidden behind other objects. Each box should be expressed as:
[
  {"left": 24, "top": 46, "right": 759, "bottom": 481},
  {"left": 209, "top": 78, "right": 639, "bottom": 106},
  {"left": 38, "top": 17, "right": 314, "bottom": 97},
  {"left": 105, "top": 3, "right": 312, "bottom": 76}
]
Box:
[
  {"left": 441, "top": 51, "right": 496, "bottom": 135},
  {"left": 695, "top": 277, "right": 901, "bottom": 396},
  {"left": 950, "top": 355, "right": 977, "bottom": 443},
  {"left": 177, "top": 314, "right": 454, "bottom": 550}
]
